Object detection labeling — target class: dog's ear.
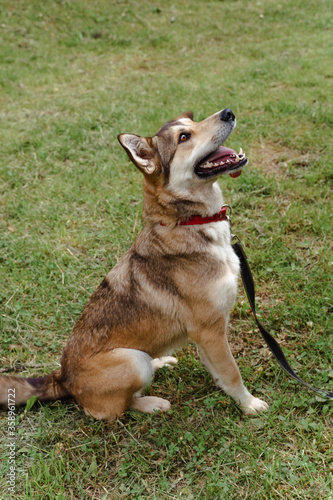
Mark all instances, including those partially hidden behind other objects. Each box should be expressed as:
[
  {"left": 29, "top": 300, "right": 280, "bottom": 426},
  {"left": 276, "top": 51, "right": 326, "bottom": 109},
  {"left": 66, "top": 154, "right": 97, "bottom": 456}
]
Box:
[
  {"left": 175, "top": 111, "right": 194, "bottom": 121},
  {"left": 118, "top": 134, "right": 158, "bottom": 175}
]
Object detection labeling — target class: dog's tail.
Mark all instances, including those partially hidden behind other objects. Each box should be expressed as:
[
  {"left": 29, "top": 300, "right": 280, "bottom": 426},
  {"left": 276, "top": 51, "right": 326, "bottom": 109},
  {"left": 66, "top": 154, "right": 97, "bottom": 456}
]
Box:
[{"left": 0, "top": 370, "right": 69, "bottom": 408}]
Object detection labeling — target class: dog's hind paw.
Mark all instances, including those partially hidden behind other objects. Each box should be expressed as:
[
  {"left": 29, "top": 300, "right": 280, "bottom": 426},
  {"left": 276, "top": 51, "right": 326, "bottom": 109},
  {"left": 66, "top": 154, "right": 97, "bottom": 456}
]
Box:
[
  {"left": 241, "top": 396, "right": 269, "bottom": 416},
  {"left": 131, "top": 396, "right": 171, "bottom": 413},
  {"left": 151, "top": 356, "right": 178, "bottom": 371}
]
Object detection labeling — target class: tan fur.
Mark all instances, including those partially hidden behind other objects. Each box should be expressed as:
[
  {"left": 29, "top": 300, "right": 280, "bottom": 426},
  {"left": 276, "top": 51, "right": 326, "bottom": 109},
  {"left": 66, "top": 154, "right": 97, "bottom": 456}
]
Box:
[{"left": 0, "top": 108, "right": 268, "bottom": 420}]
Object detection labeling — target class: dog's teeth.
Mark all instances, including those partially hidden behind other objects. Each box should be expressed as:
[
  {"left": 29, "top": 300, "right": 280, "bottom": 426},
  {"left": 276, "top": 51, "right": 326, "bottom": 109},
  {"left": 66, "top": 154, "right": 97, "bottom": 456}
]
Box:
[{"left": 238, "top": 147, "right": 245, "bottom": 159}]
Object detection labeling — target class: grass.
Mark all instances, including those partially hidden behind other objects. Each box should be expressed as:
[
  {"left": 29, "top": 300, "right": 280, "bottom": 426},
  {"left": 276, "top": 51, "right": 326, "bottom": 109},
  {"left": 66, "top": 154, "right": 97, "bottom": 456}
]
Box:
[{"left": 0, "top": 0, "right": 332, "bottom": 498}]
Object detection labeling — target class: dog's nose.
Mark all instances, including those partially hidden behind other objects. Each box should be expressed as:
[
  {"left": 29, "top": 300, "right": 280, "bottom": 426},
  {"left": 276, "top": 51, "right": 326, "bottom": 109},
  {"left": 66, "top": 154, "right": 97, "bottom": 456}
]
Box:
[{"left": 221, "top": 108, "right": 235, "bottom": 122}]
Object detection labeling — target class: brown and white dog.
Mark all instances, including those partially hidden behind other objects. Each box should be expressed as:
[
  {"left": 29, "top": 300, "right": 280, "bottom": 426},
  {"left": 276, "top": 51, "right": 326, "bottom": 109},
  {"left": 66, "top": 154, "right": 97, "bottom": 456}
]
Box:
[{"left": 0, "top": 108, "right": 269, "bottom": 420}]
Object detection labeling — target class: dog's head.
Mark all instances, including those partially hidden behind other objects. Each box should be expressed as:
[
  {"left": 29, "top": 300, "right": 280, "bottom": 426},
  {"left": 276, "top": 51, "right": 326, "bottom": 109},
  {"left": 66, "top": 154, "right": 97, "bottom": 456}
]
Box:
[{"left": 118, "top": 109, "right": 247, "bottom": 223}]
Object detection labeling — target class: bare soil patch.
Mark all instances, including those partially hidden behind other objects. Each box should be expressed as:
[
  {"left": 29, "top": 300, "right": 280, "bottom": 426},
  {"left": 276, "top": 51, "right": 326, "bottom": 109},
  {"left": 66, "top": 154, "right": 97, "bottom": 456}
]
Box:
[{"left": 249, "top": 142, "right": 320, "bottom": 177}]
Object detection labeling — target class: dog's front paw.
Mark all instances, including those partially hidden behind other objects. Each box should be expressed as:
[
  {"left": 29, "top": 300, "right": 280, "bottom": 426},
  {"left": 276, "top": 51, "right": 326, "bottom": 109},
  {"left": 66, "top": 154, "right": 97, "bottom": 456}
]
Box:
[
  {"left": 152, "top": 356, "right": 178, "bottom": 371},
  {"left": 241, "top": 396, "right": 269, "bottom": 416}
]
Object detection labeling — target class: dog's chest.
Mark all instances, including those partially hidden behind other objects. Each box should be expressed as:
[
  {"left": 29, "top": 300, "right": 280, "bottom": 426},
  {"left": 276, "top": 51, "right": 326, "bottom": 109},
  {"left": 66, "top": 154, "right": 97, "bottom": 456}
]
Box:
[{"left": 202, "top": 222, "right": 240, "bottom": 313}]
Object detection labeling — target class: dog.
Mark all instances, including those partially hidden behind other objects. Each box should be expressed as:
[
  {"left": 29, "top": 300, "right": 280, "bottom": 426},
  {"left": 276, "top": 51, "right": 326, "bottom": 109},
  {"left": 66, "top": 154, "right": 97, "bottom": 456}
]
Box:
[{"left": 0, "top": 108, "right": 269, "bottom": 420}]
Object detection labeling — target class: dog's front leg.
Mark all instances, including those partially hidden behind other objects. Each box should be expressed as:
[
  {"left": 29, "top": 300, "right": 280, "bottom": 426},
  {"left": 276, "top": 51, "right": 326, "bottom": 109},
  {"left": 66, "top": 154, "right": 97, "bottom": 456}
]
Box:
[{"left": 192, "top": 319, "right": 269, "bottom": 415}]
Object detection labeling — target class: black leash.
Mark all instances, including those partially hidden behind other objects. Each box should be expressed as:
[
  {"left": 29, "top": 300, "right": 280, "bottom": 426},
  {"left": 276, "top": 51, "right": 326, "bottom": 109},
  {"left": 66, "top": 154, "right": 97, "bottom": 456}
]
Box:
[{"left": 232, "top": 240, "right": 333, "bottom": 400}]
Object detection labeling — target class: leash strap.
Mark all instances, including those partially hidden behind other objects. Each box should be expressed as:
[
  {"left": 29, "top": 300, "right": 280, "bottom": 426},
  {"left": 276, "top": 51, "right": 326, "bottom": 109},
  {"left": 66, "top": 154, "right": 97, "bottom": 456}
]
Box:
[{"left": 232, "top": 240, "right": 333, "bottom": 400}]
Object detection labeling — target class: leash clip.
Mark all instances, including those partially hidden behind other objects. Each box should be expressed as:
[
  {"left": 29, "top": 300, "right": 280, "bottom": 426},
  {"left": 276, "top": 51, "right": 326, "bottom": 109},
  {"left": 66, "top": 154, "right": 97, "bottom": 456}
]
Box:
[
  {"left": 222, "top": 204, "right": 232, "bottom": 217},
  {"left": 222, "top": 204, "right": 239, "bottom": 241}
]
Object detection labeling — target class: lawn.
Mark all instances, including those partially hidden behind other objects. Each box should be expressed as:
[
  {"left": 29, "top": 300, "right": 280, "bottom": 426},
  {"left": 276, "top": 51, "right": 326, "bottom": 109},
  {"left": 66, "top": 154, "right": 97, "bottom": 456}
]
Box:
[{"left": 0, "top": 0, "right": 332, "bottom": 498}]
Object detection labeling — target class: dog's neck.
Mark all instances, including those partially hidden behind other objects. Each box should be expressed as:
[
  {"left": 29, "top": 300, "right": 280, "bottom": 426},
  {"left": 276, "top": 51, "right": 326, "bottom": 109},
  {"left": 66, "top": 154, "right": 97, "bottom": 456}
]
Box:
[{"left": 142, "top": 178, "right": 224, "bottom": 226}]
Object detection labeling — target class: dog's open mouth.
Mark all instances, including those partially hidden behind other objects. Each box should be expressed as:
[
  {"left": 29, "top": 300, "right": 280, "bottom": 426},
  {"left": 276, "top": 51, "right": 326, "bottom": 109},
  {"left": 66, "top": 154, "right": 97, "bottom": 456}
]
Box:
[{"left": 195, "top": 146, "right": 248, "bottom": 179}]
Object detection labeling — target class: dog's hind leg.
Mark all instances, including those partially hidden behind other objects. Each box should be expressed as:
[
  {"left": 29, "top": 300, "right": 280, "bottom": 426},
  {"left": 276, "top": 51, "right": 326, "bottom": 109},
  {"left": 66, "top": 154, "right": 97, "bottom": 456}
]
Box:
[
  {"left": 130, "top": 355, "right": 177, "bottom": 414},
  {"left": 72, "top": 350, "right": 177, "bottom": 421}
]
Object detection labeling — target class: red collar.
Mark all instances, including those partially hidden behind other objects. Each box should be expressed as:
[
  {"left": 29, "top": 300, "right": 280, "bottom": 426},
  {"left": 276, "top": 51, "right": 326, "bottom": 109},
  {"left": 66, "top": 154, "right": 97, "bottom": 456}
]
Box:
[{"left": 161, "top": 206, "right": 229, "bottom": 226}]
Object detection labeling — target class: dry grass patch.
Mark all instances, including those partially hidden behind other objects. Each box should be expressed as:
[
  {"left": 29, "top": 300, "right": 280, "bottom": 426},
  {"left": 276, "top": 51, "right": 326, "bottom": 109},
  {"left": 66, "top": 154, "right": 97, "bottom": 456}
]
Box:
[{"left": 250, "top": 141, "right": 321, "bottom": 177}]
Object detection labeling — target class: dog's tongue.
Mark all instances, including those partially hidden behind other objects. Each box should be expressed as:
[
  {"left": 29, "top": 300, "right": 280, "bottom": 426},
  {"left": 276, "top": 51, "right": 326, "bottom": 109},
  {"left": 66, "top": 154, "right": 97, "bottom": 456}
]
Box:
[
  {"left": 229, "top": 171, "right": 242, "bottom": 178},
  {"left": 205, "top": 146, "right": 235, "bottom": 163},
  {"left": 204, "top": 146, "right": 243, "bottom": 178}
]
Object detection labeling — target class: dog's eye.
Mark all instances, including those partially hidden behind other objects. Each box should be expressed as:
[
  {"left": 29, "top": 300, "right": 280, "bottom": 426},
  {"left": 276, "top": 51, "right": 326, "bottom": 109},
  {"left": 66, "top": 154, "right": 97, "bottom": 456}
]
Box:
[{"left": 179, "top": 133, "right": 190, "bottom": 143}]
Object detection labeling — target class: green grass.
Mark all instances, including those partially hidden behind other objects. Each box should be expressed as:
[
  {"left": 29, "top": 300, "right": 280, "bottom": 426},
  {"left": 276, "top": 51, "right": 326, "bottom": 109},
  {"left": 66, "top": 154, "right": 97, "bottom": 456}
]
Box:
[{"left": 1, "top": 0, "right": 332, "bottom": 498}]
